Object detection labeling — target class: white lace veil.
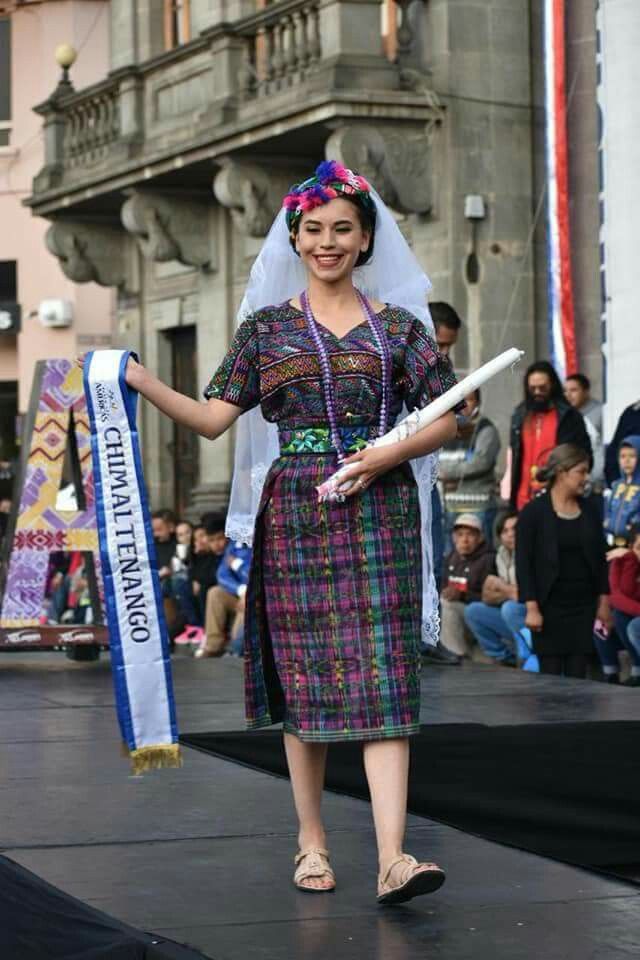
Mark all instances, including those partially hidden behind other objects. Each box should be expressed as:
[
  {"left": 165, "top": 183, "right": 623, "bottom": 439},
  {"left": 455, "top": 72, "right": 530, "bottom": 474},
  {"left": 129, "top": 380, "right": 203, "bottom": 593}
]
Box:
[{"left": 225, "top": 190, "right": 441, "bottom": 645}]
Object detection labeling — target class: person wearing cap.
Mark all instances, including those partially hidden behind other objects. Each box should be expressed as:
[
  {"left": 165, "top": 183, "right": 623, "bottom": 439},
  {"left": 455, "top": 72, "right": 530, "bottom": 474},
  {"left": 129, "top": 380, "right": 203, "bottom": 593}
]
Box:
[{"left": 439, "top": 513, "right": 496, "bottom": 657}]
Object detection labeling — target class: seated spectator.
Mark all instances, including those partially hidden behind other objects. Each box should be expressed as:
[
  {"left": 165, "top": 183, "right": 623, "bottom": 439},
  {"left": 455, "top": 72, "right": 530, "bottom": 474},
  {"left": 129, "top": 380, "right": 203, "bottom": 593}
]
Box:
[
  {"left": 439, "top": 388, "right": 500, "bottom": 550},
  {"left": 152, "top": 509, "right": 187, "bottom": 636},
  {"left": 196, "top": 540, "right": 252, "bottom": 659},
  {"left": 463, "top": 512, "right": 529, "bottom": 666},
  {"left": 439, "top": 514, "right": 495, "bottom": 657},
  {"left": 605, "top": 530, "right": 640, "bottom": 686},
  {"left": 175, "top": 520, "right": 193, "bottom": 562},
  {"left": 603, "top": 437, "right": 640, "bottom": 546},
  {"left": 190, "top": 514, "right": 227, "bottom": 625},
  {"left": 152, "top": 509, "right": 177, "bottom": 582}
]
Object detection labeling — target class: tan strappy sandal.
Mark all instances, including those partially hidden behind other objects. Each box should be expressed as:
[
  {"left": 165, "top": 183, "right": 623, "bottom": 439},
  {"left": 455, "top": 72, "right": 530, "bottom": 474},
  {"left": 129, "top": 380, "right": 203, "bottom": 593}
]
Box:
[
  {"left": 293, "top": 847, "right": 336, "bottom": 893},
  {"left": 377, "top": 854, "right": 445, "bottom": 905}
]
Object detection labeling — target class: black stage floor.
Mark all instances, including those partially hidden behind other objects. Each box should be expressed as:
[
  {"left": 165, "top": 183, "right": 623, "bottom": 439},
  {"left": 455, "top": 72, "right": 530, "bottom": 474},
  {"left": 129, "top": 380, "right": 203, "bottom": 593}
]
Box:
[{"left": 1, "top": 653, "right": 639, "bottom": 959}]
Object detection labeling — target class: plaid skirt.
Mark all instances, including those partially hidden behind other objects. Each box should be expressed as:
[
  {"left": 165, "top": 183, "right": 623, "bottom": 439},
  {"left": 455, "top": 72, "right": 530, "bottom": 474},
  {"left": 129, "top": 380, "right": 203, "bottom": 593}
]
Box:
[{"left": 244, "top": 452, "right": 422, "bottom": 742}]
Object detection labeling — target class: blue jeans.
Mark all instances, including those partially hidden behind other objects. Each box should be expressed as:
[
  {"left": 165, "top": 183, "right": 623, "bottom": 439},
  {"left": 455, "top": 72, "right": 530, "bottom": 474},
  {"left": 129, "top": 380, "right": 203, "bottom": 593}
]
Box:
[
  {"left": 464, "top": 599, "right": 530, "bottom": 663},
  {"left": 608, "top": 611, "right": 640, "bottom": 677},
  {"left": 444, "top": 507, "right": 497, "bottom": 555}
]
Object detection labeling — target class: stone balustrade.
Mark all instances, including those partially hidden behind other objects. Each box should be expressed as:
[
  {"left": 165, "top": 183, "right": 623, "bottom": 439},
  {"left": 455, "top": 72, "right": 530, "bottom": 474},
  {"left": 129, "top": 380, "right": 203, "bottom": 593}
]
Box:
[
  {"left": 29, "top": 1, "right": 436, "bottom": 209},
  {"left": 236, "top": 0, "right": 322, "bottom": 100},
  {"left": 62, "top": 82, "right": 121, "bottom": 167}
]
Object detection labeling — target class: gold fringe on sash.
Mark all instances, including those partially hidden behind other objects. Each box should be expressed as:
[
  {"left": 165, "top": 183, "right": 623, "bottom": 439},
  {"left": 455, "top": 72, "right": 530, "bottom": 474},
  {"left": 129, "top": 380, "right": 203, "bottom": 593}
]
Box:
[{"left": 127, "top": 743, "right": 183, "bottom": 775}]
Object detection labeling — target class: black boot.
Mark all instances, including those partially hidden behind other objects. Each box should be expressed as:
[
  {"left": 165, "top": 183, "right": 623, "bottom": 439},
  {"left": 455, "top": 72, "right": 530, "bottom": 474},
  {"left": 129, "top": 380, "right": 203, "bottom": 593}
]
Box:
[
  {"left": 603, "top": 673, "right": 620, "bottom": 684},
  {"left": 421, "top": 643, "right": 462, "bottom": 665}
]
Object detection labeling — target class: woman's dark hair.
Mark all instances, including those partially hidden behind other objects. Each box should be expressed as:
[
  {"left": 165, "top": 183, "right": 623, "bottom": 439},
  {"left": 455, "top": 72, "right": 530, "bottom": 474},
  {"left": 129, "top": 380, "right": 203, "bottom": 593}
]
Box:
[
  {"left": 289, "top": 193, "right": 376, "bottom": 268},
  {"left": 524, "top": 360, "right": 564, "bottom": 404},
  {"left": 496, "top": 511, "right": 518, "bottom": 537},
  {"left": 536, "top": 443, "right": 590, "bottom": 487}
]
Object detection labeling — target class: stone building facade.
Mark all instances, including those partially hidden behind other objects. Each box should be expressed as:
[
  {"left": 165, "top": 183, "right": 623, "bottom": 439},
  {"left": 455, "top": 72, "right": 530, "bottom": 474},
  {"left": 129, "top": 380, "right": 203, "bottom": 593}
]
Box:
[{"left": 26, "top": 0, "right": 602, "bottom": 517}]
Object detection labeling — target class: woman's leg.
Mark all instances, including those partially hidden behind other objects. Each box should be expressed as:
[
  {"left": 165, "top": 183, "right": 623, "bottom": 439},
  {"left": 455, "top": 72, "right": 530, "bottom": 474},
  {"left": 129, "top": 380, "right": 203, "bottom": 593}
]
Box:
[
  {"left": 283, "top": 733, "right": 332, "bottom": 889},
  {"left": 538, "top": 655, "right": 563, "bottom": 675},
  {"left": 363, "top": 738, "right": 409, "bottom": 874},
  {"left": 563, "top": 654, "right": 589, "bottom": 679}
]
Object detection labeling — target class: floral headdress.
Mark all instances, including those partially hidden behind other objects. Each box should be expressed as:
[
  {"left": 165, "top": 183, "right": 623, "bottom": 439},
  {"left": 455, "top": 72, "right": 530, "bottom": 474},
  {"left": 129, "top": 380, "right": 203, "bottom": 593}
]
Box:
[{"left": 283, "top": 161, "right": 375, "bottom": 233}]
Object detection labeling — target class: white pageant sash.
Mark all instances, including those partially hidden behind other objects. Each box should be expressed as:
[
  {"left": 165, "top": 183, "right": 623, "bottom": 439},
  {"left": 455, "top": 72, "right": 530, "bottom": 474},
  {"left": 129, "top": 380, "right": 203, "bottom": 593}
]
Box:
[{"left": 84, "top": 350, "right": 181, "bottom": 774}]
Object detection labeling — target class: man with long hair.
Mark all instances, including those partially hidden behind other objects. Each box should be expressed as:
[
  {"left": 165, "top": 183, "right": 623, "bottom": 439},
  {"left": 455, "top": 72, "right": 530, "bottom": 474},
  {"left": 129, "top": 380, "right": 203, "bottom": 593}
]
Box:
[{"left": 509, "top": 361, "right": 591, "bottom": 511}]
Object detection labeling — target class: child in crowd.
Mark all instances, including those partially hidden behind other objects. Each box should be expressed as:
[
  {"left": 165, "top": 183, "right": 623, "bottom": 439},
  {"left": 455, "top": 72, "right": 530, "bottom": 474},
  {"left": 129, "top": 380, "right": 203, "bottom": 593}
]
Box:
[{"left": 604, "top": 437, "right": 640, "bottom": 546}]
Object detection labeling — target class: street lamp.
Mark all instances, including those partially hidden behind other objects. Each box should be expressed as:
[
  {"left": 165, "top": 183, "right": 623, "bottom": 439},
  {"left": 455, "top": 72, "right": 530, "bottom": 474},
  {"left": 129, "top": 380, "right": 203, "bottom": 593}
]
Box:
[{"left": 53, "top": 43, "right": 77, "bottom": 98}]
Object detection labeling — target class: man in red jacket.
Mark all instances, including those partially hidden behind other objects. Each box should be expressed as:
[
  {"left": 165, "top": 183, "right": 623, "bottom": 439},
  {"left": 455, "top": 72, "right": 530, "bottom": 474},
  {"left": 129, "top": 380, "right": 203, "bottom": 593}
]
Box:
[{"left": 608, "top": 529, "right": 640, "bottom": 686}]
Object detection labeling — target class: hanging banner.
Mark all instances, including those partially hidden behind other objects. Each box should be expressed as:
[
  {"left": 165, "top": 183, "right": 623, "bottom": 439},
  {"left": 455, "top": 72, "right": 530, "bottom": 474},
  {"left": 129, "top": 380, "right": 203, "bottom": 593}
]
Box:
[
  {"left": 544, "top": 0, "right": 577, "bottom": 380},
  {"left": 84, "top": 350, "right": 180, "bottom": 774},
  {"left": 0, "top": 359, "right": 107, "bottom": 650}
]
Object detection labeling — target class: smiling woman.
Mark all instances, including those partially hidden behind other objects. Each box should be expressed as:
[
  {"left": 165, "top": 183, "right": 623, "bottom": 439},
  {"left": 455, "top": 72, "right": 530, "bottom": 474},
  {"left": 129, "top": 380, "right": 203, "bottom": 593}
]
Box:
[{"left": 119, "top": 160, "right": 458, "bottom": 904}]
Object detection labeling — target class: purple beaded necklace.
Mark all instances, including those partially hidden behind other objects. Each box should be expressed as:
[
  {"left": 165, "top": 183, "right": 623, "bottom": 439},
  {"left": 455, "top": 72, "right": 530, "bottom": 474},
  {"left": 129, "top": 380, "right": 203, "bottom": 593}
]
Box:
[{"left": 300, "top": 289, "right": 391, "bottom": 462}]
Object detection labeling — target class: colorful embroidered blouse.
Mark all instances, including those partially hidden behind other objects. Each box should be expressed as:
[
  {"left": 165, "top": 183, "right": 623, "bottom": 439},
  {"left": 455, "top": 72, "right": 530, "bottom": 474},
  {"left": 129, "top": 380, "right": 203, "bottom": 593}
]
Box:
[{"left": 204, "top": 302, "right": 457, "bottom": 430}]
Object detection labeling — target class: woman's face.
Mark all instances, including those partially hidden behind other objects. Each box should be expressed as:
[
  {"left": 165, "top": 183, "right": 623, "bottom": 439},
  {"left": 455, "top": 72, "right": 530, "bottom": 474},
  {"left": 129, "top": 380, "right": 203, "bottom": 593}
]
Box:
[
  {"left": 559, "top": 461, "right": 590, "bottom": 496},
  {"left": 193, "top": 527, "right": 208, "bottom": 554},
  {"left": 295, "top": 197, "right": 370, "bottom": 284},
  {"left": 176, "top": 522, "right": 192, "bottom": 545}
]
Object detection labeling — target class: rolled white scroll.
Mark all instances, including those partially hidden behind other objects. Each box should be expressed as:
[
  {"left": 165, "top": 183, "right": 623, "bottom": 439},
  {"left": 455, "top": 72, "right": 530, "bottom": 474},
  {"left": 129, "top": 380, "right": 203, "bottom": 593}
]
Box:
[{"left": 317, "top": 347, "right": 525, "bottom": 502}]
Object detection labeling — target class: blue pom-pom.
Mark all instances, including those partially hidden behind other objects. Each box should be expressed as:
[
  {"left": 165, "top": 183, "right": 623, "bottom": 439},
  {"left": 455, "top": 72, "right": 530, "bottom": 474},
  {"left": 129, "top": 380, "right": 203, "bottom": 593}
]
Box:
[{"left": 315, "top": 160, "right": 338, "bottom": 183}]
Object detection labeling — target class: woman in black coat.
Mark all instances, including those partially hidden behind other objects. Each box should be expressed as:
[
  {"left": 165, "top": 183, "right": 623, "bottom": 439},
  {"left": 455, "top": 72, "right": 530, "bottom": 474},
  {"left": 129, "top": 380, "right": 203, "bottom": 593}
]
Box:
[{"left": 515, "top": 444, "right": 611, "bottom": 677}]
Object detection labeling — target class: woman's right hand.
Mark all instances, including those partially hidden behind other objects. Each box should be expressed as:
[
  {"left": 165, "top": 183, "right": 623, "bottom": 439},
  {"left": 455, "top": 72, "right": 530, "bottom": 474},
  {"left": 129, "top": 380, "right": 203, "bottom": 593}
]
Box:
[
  {"left": 525, "top": 604, "right": 544, "bottom": 632},
  {"left": 76, "top": 352, "right": 143, "bottom": 389}
]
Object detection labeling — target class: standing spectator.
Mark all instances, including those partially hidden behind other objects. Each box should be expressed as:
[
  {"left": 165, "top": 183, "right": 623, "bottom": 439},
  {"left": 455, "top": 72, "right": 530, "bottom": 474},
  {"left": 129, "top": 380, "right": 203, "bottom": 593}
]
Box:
[
  {"left": 464, "top": 512, "right": 529, "bottom": 665},
  {"left": 605, "top": 399, "right": 640, "bottom": 487},
  {"left": 440, "top": 514, "right": 495, "bottom": 657},
  {"left": 516, "top": 444, "right": 610, "bottom": 678},
  {"left": 430, "top": 301, "right": 462, "bottom": 357},
  {"left": 603, "top": 437, "right": 640, "bottom": 546},
  {"left": 196, "top": 540, "right": 252, "bottom": 659},
  {"left": 510, "top": 362, "right": 591, "bottom": 512},
  {"left": 439, "top": 388, "right": 500, "bottom": 550},
  {"left": 605, "top": 529, "right": 640, "bottom": 686},
  {"left": 425, "top": 301, "right": 465, "bottom": 665},
  {"left": 564, "top": 373, "right": 604, "bottom": 491}
]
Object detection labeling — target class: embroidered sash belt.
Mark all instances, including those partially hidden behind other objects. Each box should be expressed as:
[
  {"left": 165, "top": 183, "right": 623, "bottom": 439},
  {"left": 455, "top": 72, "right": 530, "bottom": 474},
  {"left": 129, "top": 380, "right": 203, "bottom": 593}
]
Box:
[{"left": 278, "top": 424, "right": 377, "bottom": 455}]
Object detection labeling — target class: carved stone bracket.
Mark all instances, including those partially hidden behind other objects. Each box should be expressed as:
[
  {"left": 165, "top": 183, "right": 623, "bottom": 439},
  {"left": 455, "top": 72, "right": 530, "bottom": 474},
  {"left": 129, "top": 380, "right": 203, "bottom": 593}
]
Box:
[
  {"left": 326, "top": 116, "right": 443, "bottom": 216},
  {"left": 121, "top": 191, "right": 213, "bottom": 270},
  {"left": 45, "top": 221, "right": 128, "bottom": 289},
  {"left": 213, "top": 160, "right": 303, "bottom": 238}
]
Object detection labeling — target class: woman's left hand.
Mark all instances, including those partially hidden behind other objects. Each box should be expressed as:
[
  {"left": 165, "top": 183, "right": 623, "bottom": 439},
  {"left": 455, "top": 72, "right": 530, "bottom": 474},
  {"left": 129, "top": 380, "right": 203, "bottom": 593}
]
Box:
[
  {"left": 340, "top": 445, "right": 401, "bottom": 497},
  {"left": 596, "top": 595, "right": 614, "bottom": 632}
]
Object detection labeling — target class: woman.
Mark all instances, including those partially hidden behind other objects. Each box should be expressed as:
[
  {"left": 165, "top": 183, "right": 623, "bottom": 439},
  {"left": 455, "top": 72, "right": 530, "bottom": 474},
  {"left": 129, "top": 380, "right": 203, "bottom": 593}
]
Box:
[
  {"left": 113, "top": 163, "right": 457, "bottom": 903},
  {"left": 516, "top": 444, "right": 610, "bottom": 677}
]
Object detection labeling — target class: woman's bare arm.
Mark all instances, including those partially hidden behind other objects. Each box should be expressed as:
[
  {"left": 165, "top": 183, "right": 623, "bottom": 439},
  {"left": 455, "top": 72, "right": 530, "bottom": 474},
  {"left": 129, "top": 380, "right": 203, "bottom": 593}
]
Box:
[{"left": 81, "top": 355, "right": 242, "bottom": 441}]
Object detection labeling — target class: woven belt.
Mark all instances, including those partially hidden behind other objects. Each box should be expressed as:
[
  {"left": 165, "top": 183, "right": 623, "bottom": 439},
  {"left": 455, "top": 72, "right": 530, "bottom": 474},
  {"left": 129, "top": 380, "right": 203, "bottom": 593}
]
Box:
[{"left": 278, "top": 424, "right": 378, "bottom": 455}]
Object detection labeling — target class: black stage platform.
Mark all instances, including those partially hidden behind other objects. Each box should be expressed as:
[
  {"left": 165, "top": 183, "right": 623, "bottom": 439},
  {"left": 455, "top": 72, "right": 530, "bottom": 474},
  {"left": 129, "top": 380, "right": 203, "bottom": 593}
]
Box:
[{"left": 1, "top": 653, "right": 639, "bottom": 959}]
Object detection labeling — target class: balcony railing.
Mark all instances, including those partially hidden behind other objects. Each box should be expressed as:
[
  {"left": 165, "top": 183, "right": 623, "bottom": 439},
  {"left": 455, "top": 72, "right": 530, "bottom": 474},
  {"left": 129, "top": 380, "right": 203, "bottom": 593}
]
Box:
[
  {"left": 31, "top": 0, "right": 427, "bottom": 202},
  {"left": 63, "top": 83, "right": 120, "bottom": 167},
  {"left": 237, "top": 1, "right": 322, "bottom": 100}
]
